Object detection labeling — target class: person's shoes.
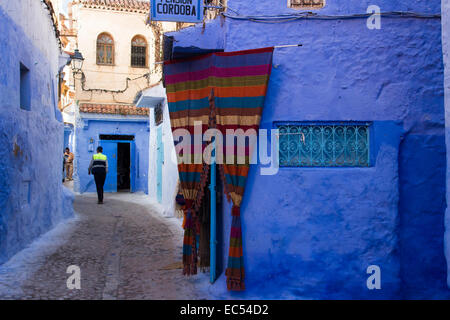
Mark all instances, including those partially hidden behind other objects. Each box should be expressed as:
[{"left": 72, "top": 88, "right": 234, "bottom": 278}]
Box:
[{"left": 97, "top": 200, "right": 103, "bottom": 204}]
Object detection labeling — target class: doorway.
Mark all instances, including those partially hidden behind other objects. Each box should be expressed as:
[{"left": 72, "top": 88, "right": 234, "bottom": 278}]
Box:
[
  {"left": 99, "top": 135, "right": 136, "bottom": 193},
  {"left": 196, "top": 165, "right": 224, "bottom": 281},
  {"left": 117, "top": 143, "right": 130, "bottom": 191}
]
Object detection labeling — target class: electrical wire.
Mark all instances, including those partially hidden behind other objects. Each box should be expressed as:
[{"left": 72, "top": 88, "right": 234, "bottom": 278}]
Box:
[
  {"left": 222, "top": 11, "right": 441, "bottom": 24},
  {"left": 75, "top": 72, "right": 150, "bottom": 94}
]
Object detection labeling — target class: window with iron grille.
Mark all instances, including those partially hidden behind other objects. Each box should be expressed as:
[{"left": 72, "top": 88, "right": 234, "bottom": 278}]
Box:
[
  {"left": 131, "top": 36, "right": 147, "bottom": 67},
  {"left": 288, "top": 0, "right": 325, "bottom": 9},
  {"left": 96, "top": 33, "right": 114, "bottom": 65},
  {"left": 155, "top": 103, "right": 163, "bottom": 126},
  {"left": 278, "top": 123, "right": 370, "bottom": 167}
]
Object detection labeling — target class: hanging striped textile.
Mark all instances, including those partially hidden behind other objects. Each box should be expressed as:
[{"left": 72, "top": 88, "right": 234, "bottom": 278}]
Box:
[
  {"left": 165, "top": 54, "right": 213, "bottom": 276},
  {"left": 164, "top": 47, "right": 274, "bottom": 290}
]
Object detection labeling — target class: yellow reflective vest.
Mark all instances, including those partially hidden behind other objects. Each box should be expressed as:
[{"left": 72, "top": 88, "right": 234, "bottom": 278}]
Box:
[{"left": 89, "top": 153, "right": 108, "bottom": 174}]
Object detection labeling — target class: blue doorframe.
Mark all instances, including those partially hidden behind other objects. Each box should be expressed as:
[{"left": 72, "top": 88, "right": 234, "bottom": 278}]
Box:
[
  {"left": 100, "top": 137, "right": 136, "bottom": 193},
  {"left": 156, "top": 126, "right": 163, "bottom": 203},
  {"left": 130, "top": 141, "right": 137, "bottom": 192}
]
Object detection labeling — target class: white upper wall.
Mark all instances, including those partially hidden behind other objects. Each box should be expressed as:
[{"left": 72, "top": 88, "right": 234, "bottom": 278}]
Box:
[
  {"left": 74, "top": 5, "right": 153, "bottom": 103},
  {"left": 73, "top": 4, "right": 179, "bottom": 104}
]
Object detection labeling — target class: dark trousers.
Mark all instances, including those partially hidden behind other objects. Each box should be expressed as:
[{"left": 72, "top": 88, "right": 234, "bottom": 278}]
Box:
[{"left": 94, "top": 172, "right": 106, "bottom": 202}]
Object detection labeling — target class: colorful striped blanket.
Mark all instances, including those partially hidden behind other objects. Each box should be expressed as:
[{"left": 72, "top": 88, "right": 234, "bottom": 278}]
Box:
[{"left": 164, "top": 47, "right": 273, "bottom": 291}]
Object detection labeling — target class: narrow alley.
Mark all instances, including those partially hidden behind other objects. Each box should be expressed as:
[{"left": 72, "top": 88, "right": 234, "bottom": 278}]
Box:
[{"left": 0, "top": 194, "right": 210, "bottom": 300}]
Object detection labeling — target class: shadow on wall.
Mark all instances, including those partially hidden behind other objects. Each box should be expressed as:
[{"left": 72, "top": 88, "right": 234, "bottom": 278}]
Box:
[{"left": 398, "top": 132, "right": 450, "bottom": 299}]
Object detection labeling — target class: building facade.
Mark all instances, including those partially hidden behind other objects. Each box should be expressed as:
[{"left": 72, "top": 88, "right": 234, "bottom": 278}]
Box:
[
  {"left": 166, "top": 0, "right": 450, "bottom": 299},
  {"left": 136, "top": 83, "right": 179, "bottom": 216},
  {"left": 58, "top": 9, "right": 77, "bottom": 153},
  {"left": 71, "top": 0, "right": 155, "bottom": 194},
  {"left": 0, "top": 0, "right": 74, "bottom": 264}
]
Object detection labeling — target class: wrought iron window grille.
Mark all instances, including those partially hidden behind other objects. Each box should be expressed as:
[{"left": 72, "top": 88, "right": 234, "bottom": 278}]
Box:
[
  {"left": 131, "top": 36, "right": 147, "bottom": 68},
  {"left": 277, "top": 123, "right": 371, "bottom": 167}
]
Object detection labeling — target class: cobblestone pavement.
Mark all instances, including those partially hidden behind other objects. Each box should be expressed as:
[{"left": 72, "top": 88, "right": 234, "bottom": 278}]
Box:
[{"left": 0, "top": 193, "right": 211, "bottom": 300}]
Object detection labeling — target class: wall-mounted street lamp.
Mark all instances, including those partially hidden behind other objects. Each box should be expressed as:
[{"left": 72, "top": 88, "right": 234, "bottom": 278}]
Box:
[{"left": 71, "top": 49, "right": 84, "bottom": 73}]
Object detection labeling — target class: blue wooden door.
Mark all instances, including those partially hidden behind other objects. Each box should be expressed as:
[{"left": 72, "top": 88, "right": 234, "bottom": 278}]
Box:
[
  {"left": 101, "top": 141, "right": 117, "bottom": 192},
  {"left": 130, "top": 141, "right": 136, "bottom": 193},
  {"left": 156, "top": 126, "right": 163, "bottom": 203}
]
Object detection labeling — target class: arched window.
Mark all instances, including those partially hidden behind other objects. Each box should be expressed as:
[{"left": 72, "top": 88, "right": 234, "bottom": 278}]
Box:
[
  {"left": 96, "top": 33, "right": 114, "bottom": 65},
  {"left": 131, "top": 36, "right": 147, "bottom": 67}
]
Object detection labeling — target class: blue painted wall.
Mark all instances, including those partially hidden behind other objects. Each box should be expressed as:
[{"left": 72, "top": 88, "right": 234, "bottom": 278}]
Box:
[
  {"left": 64, "top": 124, "right": 74, "bottom": 152},
  {"left": 442, "top": 0, "right": 450, "bottom": 289},
  {"left": 168, "top": 0, "right": 449, "bottom": 298},
  {"left": 0, "top": 2, "right": 74, "bottom": 264},
  {"left": 74, "top": 118, "right": 149, "bottom": 194}
]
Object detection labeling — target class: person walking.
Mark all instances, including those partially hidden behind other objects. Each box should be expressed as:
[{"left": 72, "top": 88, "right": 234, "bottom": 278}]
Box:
[
  {"left": 88, "top": 146, "right": 108, "bottom": 204},
  {"left": 64, "top": 148, "right": 74, "bottom": 181}
]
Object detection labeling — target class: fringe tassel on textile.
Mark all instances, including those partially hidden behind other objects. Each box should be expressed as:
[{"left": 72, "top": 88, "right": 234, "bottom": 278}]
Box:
[
  {"left": 194, "top": 163, "right": 210, "bottom": 212},
  {"left": 218, "top": 164, "right": 231, "bottom": 203},
  {"left": 225, "top": 205, "right": 245, "bottom": 291}
]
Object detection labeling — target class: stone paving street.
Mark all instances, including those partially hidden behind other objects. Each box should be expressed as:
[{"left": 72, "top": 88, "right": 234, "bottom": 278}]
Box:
[{"left": 0, "top": 193, "right": 211, "bottom": 300}]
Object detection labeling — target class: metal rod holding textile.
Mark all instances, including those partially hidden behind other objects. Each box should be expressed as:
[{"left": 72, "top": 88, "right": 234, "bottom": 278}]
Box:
[{"left": 154, "top": 44, "right": 302, "bottom": 64}]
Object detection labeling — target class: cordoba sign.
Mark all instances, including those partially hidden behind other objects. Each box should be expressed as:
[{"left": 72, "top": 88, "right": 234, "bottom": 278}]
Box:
[{"left": 150, "top": 0, "right": 203, "bottom": 23}]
